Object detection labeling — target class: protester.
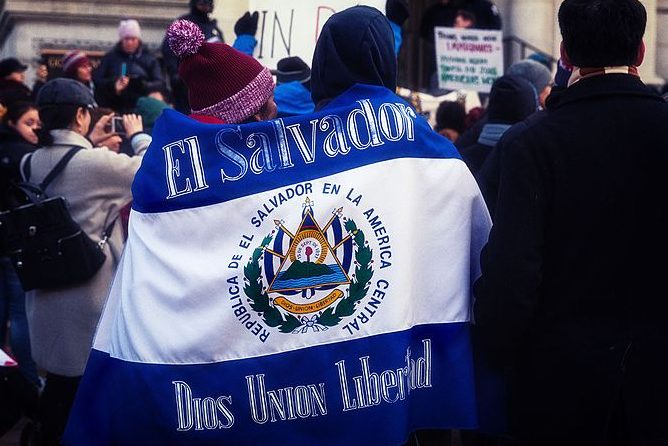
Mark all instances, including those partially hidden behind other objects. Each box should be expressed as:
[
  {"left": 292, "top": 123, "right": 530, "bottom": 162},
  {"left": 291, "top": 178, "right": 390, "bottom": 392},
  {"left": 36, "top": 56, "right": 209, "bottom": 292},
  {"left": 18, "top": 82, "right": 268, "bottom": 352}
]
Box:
[
  {"left": 0, "top": 102, "right": 41, "bottom": 390},
  {"left": 31, "top": 63, "right": 49, "bottom": 100},
  {"left": 23, "top": 78, "right": 150, "bottom": 445},
  {"left": 0, "top": 57, "right": 31, "bottom": 106},
  {"left": 459, "top": 75, "right": 537, "bottom": 199},
  {"left": 93, "top": 19, "right": 165, "bottom": 113},
  {"left": 455, "top": 58, "right": 548, "bottom": 149},
  {"left": 64, "top": 6, "right": 491, "bottom": 446},
  {"left": 273, "top": 56, "right": 314, "bottom": 118},
  {"left": 507, "top": 58, "right": 553, "bottom": 108},
  {"left": 473, "top": 1, "right": 668, "bottom": 445},
  {"left": 61, "top": 50, "right": 95, "bottom": 96},
  {"left": 434, "top": 99, "right": 467, "bottom": 142}
]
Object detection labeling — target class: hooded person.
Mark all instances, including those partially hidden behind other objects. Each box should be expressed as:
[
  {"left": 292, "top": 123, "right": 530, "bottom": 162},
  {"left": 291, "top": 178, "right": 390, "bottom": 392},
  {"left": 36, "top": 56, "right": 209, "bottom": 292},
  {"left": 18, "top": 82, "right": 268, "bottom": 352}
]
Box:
[
  {"left": 273, "top": 56, "right": 314, "bottom": 118},
  {"left": 459, "top": 75, "right": 537, "bottom": 180},
  {"left": 63, "top": 7, "right": 491, "bottom": 446}
]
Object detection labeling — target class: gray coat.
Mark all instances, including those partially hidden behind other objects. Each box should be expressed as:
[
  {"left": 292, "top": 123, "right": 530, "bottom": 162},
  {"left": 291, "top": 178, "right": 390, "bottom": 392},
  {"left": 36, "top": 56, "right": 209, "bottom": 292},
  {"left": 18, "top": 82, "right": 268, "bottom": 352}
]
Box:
[{"left": 22, "top": 129, "right": 148, "bottom": 376}]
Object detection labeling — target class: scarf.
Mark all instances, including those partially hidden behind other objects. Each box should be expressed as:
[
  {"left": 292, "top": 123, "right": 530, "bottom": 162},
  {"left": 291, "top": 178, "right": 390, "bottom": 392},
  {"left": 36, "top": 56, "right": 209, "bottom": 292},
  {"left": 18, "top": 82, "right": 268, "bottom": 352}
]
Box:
[
  {"left": 478, "top": 123, "right": 512, "bottom": 147},
  {"left": 568, "top": 66, "right": 639, "bottom": 88}
]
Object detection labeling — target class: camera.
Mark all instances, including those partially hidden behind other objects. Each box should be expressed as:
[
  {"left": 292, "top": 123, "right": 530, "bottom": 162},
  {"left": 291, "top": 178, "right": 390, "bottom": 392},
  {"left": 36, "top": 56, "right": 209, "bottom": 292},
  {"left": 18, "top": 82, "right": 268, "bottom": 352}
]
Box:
[{"left": 111, "top": 116, "right": 125, "bottom": 136}]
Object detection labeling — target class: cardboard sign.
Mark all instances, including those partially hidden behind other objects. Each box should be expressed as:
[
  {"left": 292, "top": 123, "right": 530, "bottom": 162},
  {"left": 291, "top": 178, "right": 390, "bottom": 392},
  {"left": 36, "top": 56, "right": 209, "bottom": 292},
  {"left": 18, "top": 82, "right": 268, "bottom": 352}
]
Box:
[
  {"left": 434, "top": 27, "right": 504, "bottom": 93},
  {"left": 248, "top": 0, "right": 385, "bottom": 68}
]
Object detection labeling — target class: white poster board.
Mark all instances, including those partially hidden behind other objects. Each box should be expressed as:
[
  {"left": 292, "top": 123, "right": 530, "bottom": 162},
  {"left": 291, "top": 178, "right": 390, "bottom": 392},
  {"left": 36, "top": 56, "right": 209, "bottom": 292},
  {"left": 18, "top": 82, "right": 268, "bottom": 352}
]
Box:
[
  {"left": 248, "top": 0, "right": 385, "bottom": 69},
  {"left": 434, "top": 27, "right": 504, "bottom": 93}
]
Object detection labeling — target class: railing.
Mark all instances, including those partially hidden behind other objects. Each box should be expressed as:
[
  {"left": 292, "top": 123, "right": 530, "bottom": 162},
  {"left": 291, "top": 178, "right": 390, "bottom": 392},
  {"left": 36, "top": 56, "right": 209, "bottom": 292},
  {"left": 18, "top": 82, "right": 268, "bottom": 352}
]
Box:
[{"left": 502, "top": 34, "right": 557, "bottom": 70}]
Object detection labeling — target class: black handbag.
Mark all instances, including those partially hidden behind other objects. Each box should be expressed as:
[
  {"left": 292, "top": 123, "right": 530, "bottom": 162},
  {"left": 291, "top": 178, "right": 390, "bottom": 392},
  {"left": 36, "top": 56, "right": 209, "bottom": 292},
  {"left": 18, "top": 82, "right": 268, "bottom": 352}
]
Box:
[{"left": 0, "top": 147, "right": 113, "bottom": 291}]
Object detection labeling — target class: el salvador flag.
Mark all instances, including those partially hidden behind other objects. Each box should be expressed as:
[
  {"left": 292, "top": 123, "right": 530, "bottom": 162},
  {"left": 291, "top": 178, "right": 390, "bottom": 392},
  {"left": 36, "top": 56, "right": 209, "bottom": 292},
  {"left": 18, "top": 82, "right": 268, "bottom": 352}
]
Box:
[{"left": 64, "top": 84, "right": 492, "bottom": 446}]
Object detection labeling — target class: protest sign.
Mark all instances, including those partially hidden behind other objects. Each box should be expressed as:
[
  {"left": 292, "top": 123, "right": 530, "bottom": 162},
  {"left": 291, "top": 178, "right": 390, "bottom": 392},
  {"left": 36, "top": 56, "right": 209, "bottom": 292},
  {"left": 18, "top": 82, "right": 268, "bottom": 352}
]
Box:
[
  {"left": 248, "top": 0, "right": 385, "bottom": 69},
  {"left": 434, "top": 27, "right": 504, "bottom": 93}
]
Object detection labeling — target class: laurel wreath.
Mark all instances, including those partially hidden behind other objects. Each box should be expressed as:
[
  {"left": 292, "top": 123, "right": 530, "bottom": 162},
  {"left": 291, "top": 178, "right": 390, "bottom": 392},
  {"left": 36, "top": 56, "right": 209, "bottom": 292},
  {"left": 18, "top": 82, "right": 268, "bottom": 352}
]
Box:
[{"left": 243, "top": 219, "right": 373, "bottom": 334}]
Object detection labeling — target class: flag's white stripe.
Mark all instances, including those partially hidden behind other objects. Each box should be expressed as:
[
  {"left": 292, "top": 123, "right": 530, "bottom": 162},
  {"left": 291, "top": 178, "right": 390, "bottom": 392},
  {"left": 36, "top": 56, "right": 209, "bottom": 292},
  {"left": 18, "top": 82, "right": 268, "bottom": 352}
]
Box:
[{"left": 94, "top": 157, "right": 490, "bottom": 364}]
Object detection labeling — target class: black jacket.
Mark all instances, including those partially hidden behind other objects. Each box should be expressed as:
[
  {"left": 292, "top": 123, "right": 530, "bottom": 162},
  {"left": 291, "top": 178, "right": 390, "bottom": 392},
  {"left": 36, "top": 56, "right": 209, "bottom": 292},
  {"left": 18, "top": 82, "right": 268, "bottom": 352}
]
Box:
[
  {"left": 473, "top": 74, "right": 668, "bottom": 444},
  {"left": 0, "top": 125, "right": 37, "bottom": 210},
  {"left": 93, "top": 43, "right": 165, "bottom": 113}
]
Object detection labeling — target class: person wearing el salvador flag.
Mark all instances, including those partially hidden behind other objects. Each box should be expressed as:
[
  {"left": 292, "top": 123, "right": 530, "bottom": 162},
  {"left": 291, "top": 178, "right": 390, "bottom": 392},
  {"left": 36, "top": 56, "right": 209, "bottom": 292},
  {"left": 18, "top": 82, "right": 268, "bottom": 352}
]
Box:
[{"left": 64, "top": 6, "right": 492, "bottom": 446}]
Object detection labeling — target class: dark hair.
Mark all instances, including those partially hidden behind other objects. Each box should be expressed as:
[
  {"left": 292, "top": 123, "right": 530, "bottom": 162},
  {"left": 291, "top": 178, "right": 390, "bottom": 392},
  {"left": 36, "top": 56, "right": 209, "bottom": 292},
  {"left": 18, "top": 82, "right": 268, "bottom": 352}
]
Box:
[
  {"left": 435, "top": 101, "right": 466, "bottom": 133},
  {"left": 2, "top": 101, "right": 36, "bottom": 125},
  {"left": 558, "top": 0, "right": 646, "bottom": 67},
  {"left": 37, "top": 104, "right": 83, "bottom": 146}
]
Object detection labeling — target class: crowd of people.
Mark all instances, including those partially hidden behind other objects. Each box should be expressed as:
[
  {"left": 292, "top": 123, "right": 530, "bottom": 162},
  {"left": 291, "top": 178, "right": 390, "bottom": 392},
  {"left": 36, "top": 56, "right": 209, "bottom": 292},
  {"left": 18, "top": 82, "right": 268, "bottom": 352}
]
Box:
[{"left": 1, "top": 0, "right": 667, "bottom": 445}]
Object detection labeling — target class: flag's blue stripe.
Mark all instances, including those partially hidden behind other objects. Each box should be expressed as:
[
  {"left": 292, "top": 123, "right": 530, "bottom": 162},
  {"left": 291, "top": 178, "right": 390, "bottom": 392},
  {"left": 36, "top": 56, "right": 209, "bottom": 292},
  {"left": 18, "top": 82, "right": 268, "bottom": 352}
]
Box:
[
  {"left": 65, "top": 323, "right": 477, "bottom": 446},
  {"left": 132, "top": 84, "right": 460, "bottom": 214}
]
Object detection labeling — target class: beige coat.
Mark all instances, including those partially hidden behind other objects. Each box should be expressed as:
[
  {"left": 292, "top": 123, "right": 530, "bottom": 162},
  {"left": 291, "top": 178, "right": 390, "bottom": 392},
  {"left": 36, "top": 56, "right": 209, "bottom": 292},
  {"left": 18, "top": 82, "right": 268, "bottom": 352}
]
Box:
[{"left": 22, "top": 129, "right": 149, "bottom": 376}]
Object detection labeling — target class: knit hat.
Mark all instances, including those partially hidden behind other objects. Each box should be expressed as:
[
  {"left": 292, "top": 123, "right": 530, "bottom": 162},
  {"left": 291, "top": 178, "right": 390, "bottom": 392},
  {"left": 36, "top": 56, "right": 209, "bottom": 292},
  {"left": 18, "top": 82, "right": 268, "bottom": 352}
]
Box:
[
  {"left": 507, "top": 59, "right": 553, "bottom": 95},
  {"left": 61, "top": 51, "right": 91, "bottom": 77},
  {"left": 119, "top": 19, "right": 142, "bottom": 40},
  {"left": 167, "top": 19, "right": 274, "bottom": 123},
  {"left": 275, "top": 57, "right": 311, "bottom": 85},
  {"left": 486, "top": 75, "right": 537, "bottom": 124}
]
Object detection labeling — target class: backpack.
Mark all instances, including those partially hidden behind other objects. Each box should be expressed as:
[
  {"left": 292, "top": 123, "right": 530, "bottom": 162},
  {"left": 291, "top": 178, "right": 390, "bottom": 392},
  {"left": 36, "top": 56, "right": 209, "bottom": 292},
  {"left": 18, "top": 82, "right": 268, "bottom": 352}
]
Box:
[{"left": 0, "top": 147, "right": 113, "bottom": 291}]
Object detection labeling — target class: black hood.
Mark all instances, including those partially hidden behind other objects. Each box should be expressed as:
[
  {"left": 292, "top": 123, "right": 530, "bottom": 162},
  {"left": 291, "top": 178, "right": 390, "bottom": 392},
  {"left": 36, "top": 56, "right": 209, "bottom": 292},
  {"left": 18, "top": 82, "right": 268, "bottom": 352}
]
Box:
[{"left": 311, "top": 6, "right": 396, "bottom": 107}]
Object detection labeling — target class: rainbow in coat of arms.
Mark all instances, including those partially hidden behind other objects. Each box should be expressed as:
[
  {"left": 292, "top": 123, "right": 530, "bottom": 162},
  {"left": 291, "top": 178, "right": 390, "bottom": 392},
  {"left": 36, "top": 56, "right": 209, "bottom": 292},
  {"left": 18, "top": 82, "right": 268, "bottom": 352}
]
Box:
[{"left": 243, "top": 198, "right": 374, "bottom": 334}]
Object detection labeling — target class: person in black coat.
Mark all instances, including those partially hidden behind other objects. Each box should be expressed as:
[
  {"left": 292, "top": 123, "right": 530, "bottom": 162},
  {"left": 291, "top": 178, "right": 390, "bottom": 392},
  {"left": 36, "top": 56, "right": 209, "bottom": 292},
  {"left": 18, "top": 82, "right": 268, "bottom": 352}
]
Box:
[
  {"left": 472, "top": 1, "right": 668, "bottom": 445},
  {"left": 94, "top": 20, "right": 165, "bottom": 113},
  {"left": 460, "top": 75, "right": 537, "bottom": 210}
]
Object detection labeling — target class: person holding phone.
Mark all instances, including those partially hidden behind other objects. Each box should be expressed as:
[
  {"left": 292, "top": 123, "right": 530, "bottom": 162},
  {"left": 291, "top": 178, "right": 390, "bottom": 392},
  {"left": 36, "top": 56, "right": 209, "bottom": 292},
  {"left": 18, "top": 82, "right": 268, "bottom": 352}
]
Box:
[{"left": 93, "top": 19, "right": 165, "bottom": 113}]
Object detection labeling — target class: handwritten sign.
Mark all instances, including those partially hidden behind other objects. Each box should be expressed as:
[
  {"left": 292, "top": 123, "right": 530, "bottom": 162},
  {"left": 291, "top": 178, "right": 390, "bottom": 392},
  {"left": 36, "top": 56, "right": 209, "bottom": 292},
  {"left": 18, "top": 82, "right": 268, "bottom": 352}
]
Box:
[
  {"left": 434, "top": 27, "right": 504, "bottom": 93},
  {"left": 248, "top": 0, "right": 385, "bottom": 68}
]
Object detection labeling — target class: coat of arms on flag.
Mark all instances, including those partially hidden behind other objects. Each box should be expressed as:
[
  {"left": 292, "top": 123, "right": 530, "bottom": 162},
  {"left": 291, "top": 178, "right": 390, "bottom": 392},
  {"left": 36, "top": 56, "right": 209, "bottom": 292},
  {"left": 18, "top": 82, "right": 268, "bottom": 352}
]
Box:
[{"left": 245, "top": 197, "right": 373, "bottom": 334}]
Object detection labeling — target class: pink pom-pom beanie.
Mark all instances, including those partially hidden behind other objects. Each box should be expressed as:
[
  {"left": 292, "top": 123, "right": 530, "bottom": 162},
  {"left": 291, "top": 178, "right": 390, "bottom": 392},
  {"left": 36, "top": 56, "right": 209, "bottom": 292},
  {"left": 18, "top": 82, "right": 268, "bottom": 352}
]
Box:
[{"left": 166, "top": 19, "right": 274, "bottom": 123}]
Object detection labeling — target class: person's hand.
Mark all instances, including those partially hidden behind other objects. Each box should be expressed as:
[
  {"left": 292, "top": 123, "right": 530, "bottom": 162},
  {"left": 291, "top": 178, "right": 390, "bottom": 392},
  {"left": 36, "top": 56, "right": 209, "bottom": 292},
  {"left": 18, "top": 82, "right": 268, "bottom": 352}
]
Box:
[
  {"left": 122, "top": 113, "right": 144, "bottom": 136},
  {"left": 386, "top": 0, "right": 410, "bottom": 26},
  {"left": 234, "top": 11, "right": 259, "bottom": 36},
  {"left": 89, "top": 113, "right": 116, "bottom": 146},
  {"left": 99, "top": 135, "right": 122, "bottom": 153},
  {"left": 36, "top": 64, "right": 48, "bottom": 82},
  {"left": 115, "top": 76, "right": 130, "bottom": 95}
]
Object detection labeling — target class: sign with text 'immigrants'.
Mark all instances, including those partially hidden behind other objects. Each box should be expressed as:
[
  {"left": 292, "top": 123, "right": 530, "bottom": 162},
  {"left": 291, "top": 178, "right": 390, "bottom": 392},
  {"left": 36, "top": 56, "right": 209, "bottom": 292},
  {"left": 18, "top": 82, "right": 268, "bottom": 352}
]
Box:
[
  {"left": 435, "top": 27, "right": 504, "bottom": 93},
  {"left": 248, "top": 0, "right": 385, "bottom": 69}
]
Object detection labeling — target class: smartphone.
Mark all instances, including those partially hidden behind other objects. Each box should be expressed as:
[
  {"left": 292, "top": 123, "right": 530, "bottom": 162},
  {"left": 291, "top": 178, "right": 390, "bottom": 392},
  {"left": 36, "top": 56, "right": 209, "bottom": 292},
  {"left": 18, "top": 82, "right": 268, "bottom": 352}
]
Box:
[
  {"left": 120, "top": 62, "right": 127, "bottom": 77},
  {"left": 111, "top": 116, "right": 125, "bottom": 136}
]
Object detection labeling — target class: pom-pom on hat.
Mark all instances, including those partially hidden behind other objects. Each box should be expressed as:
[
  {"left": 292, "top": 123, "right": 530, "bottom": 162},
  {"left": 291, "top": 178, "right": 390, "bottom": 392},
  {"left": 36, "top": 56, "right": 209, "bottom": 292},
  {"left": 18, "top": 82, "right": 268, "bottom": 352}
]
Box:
[
  {"left": 167, "top": 19, "right": 274, "bottom": 124},
  {"left": 119, "top": 19, "right": 142, "bottom": 40},
  {"left": 61, "top": 51, "right": 91, "bottom": 78}
]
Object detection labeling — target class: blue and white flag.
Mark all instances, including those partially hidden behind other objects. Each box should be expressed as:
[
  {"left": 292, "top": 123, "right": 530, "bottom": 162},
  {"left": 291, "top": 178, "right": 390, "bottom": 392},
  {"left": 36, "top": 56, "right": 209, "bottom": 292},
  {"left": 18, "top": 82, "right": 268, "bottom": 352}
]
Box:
[{"left": 65, "top": 84, "right": 491, "bottom": 446}]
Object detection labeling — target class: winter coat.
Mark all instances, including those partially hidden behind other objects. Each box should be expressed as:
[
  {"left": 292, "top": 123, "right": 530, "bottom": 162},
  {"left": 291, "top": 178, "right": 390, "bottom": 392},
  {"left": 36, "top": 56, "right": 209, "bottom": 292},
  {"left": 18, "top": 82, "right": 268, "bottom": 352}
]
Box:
[
  {"left": 22, "top": 129, "right": 149, "bottom": 377},
  {"left": 0, "top": 125, "right": 37, "bottom": 210},
  {"left": 93, "top": 43, "right": 165, "bottom": 113},
  {"left": 473, "top": 73, "right": 668, "bottom": 445}
]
